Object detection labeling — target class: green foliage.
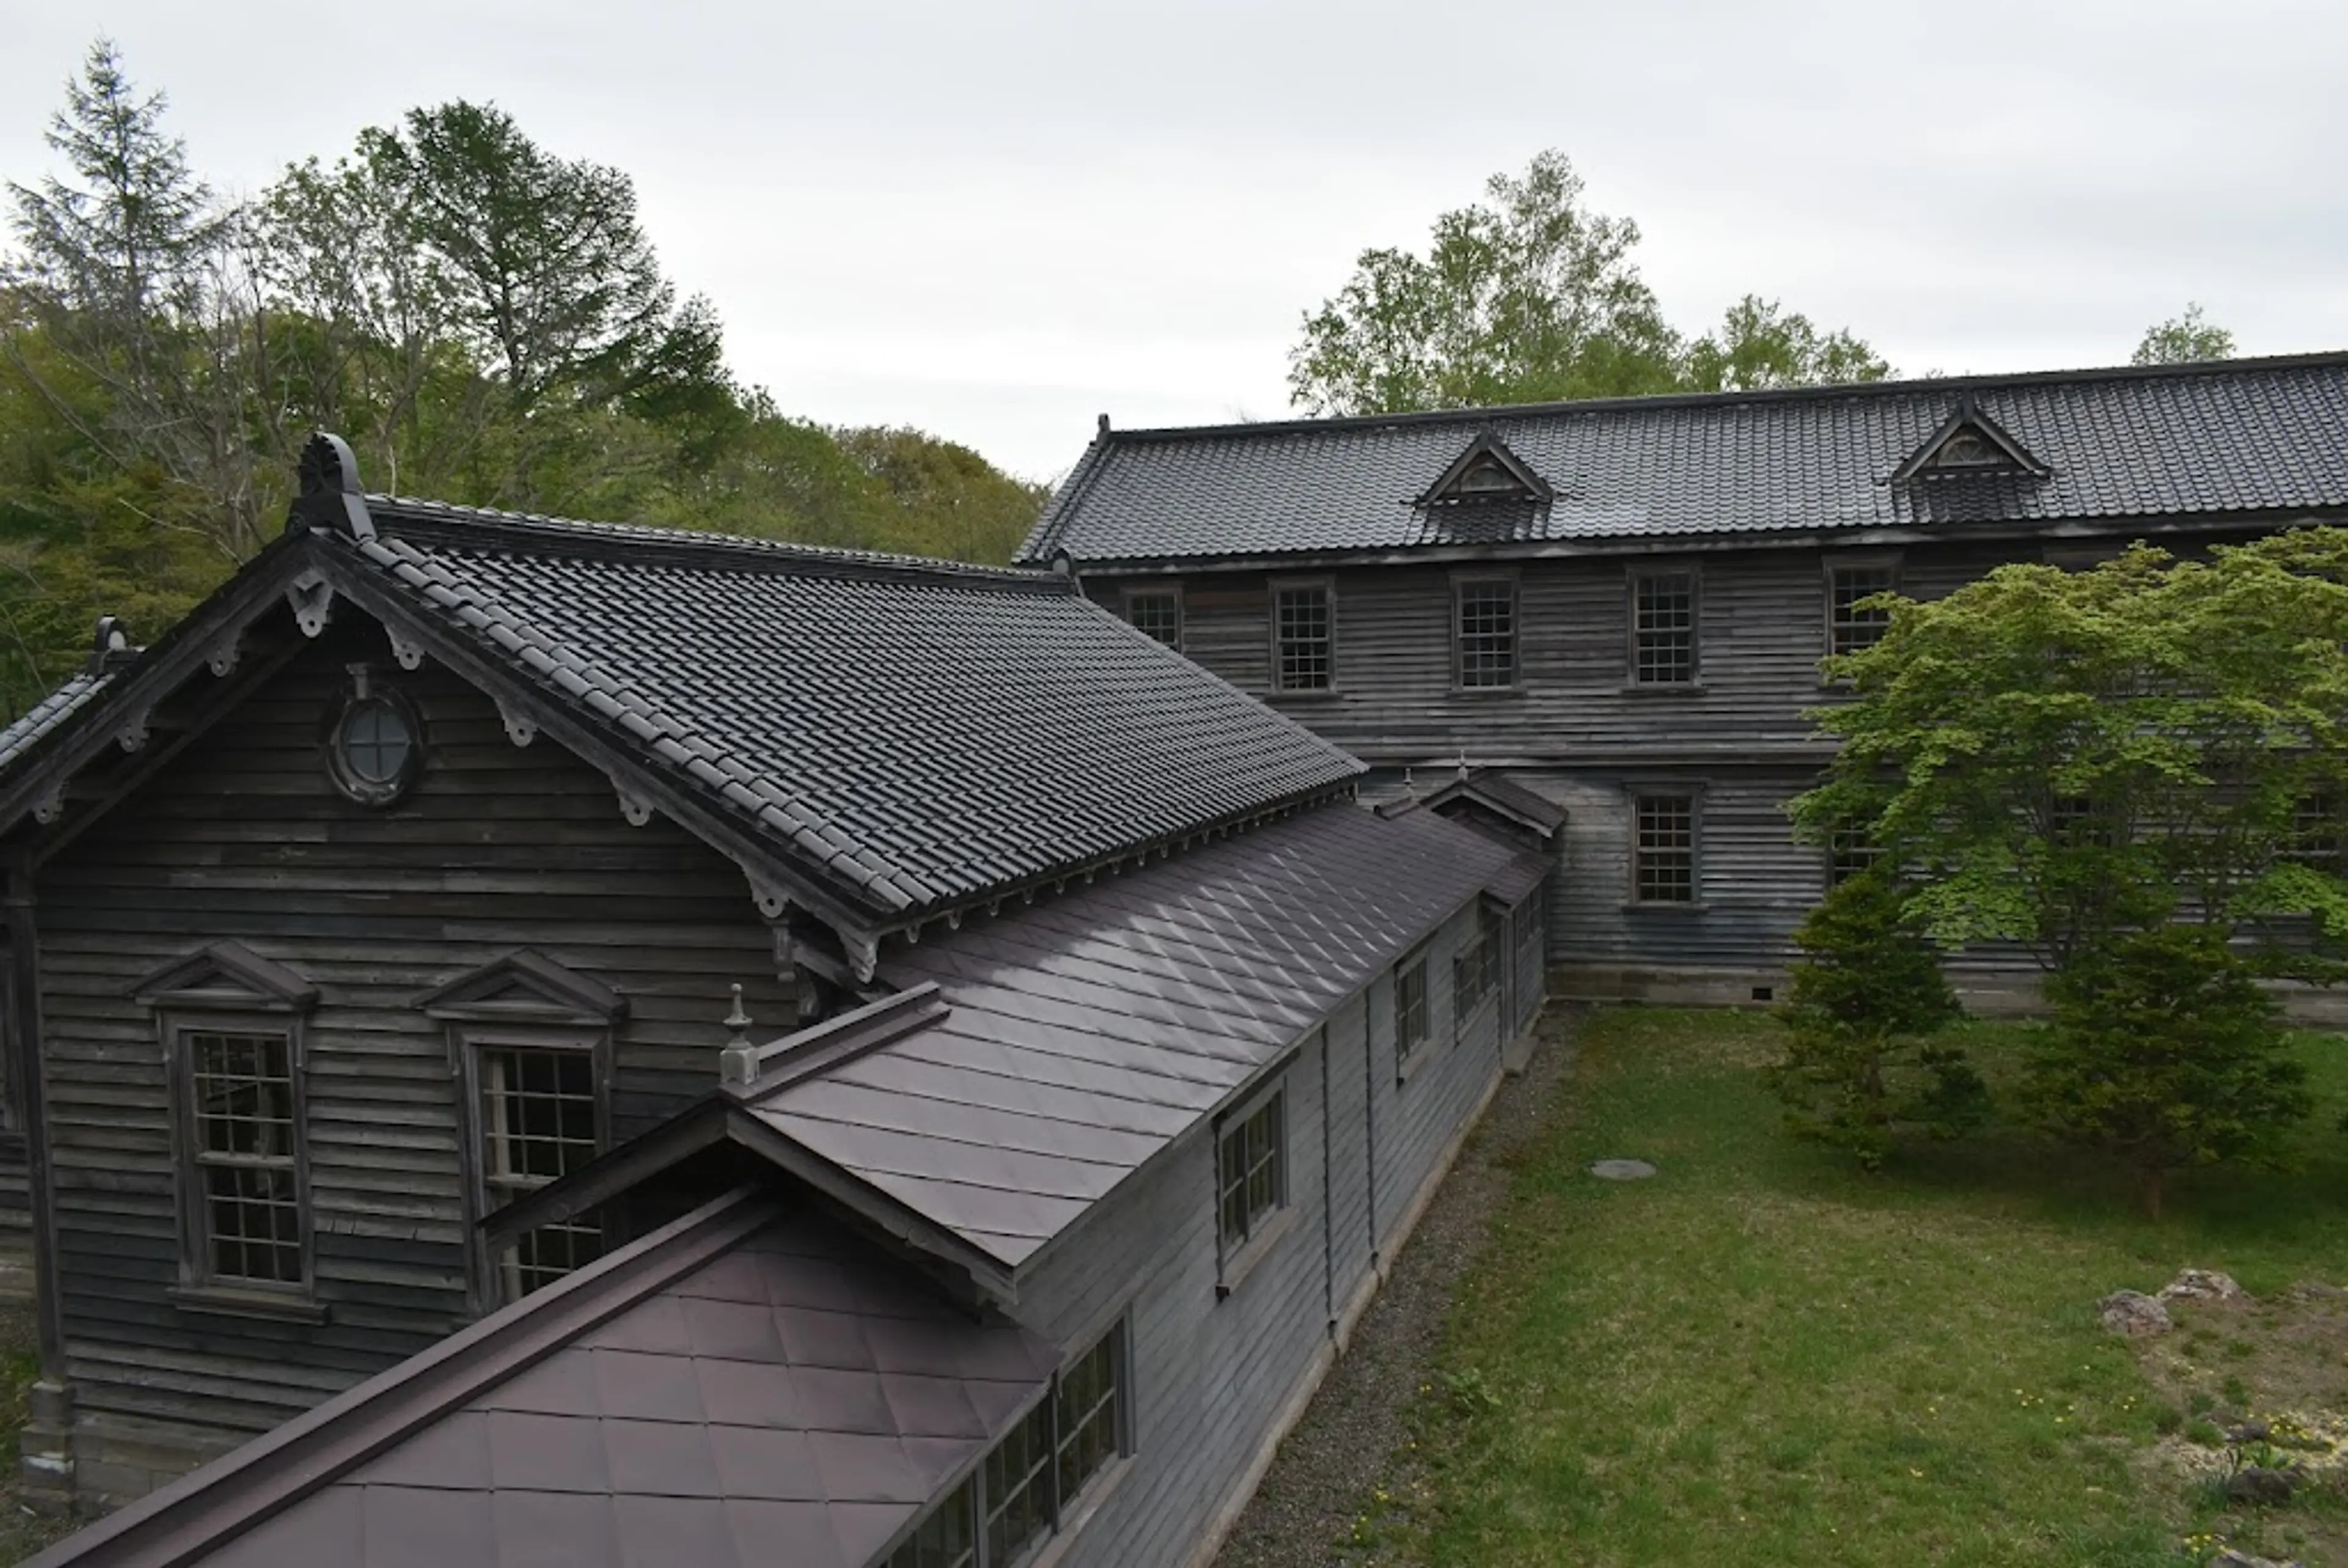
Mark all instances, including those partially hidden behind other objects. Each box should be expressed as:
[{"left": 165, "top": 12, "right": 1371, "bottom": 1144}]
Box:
[
  {"left": 1286, "top": 150, "right": 1889, "bottom": 415},
  {"left": 1794, "top": 533, "right": 2348, "bottom": 972},
  {"left": 2133, "top": 303, "right": 2237, "bottom": 367},
  {"left": 0, "top": 39, "right": 1046, "bottom": 720},
  {"left": 2023, "top": 927, "right": 2313, "bottom": 1217},
  {"left": 1765, "top": 870, "right": 1981, "bottom": 1168}
]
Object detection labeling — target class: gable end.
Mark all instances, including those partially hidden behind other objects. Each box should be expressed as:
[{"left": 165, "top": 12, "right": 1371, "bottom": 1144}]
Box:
[
  {"left": 131, "top": 941, "right": 320, "bottom": 1013},
  {"left": 1891, "top": 396, "right": 2049, "bottom": 483},
  {"left": 413, "top": 948, "right": 629, "bottom": 1025},
  {"left": 1417, "top": 432, "right": 1556, "bottom": 507}
]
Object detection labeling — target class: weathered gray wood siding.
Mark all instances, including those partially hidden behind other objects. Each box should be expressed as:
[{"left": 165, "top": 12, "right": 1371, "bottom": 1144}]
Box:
[
  {"left": 1007, "top": 893, "right": 1533, "bottom": 1568},
  {"left": 1089, "top": 538, "right": 2101, "bottom": 986},
  {"left": 31, "top": 618, "right": 792, "bottom": 1471}
]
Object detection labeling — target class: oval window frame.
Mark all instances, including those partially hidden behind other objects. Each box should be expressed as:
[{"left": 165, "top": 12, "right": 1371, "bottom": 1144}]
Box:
[{"left": 326, "top": 685, "right": 424, "bottom": 807}]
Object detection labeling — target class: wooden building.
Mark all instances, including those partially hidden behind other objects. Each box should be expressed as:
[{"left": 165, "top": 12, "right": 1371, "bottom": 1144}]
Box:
[
  {"left": 1019, "top": 354, "right": 2348, "bottom": 1004},
  {"left": 4, "top": 438, "right": 1551, "bottom": 1568}
]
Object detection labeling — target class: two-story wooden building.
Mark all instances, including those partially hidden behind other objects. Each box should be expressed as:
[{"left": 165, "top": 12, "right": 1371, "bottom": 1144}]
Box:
[
  {"left": 4, "top": 438, "right": 1551, "bottom": 1567},
  {"left": 1019, "top": 353, "right": 2348, "bottom": 1004}
]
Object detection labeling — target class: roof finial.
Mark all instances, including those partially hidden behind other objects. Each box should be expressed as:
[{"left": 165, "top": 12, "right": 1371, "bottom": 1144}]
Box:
[
  {"left": 288, "top": 432, "right": 376, "bottom": 542},
  {"left": 85, "top": 614, "right": 135, "bottom": 675},
  {"left": 1097, "top": 412, "right": 1110, "bottom": 435},
  {"left": 718, "top": 983, "right": 757, "bottom": 1087},
  {"left": 1456, "top": 747, "right": 1469, "bottom": 782}
]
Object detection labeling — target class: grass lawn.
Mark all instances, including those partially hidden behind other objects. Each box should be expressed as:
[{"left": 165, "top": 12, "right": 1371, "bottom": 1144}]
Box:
[{"left": 1402, "top": 1007, "right": 2348, "bottom": 1568}]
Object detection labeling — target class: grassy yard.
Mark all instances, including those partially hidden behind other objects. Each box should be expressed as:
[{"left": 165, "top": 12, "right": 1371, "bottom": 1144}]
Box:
[{"left": 1399, "top": 1008, "right": 2348, "bottom": 1568}]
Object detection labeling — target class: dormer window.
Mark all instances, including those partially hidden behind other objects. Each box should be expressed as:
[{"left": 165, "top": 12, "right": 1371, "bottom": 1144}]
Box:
[
  {"left": 1892, "top": 396, "right": 2048, "bottom": 484},
  {"left": 1419, "top": 432, "right": 1554, "bottom": 508}
]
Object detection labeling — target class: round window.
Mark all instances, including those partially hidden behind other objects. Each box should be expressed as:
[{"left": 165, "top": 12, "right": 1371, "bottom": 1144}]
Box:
[{"left": 329, "top": 690, "right": 423, "bottom": 806}]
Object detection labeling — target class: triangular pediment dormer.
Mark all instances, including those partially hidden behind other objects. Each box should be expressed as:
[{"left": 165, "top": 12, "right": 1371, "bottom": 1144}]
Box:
[
  {"left": 1891, "top": 396, "right": 2048, "bottom": 484},
  {"left": 1418, "top": 432, "right": 1554, "bottom": 507},
  {"left": 414, "top": 948, "right": 627, "bottom": 1025},
  {"left": 133, "top": 941, "right": 319, "bottom": 1014}
]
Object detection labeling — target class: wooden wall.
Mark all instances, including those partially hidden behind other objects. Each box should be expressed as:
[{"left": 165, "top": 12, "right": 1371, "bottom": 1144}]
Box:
[
  {"left": 30, "top": 616, "right": 795, "bottom": 1492},
  {"left": 1010, "top": 887, "right": 1540, "bottom": 1568},
  {"left": 1090, "top": 537, "right": 2139, "bottom": 993}
]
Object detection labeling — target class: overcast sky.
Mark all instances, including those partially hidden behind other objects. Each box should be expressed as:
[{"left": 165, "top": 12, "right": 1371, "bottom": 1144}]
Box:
[{"left": 5, "top": 1, "right": 2342, "bottom": 483}]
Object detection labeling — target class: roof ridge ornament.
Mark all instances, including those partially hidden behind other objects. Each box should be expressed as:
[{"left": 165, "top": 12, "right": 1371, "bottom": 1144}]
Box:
[
  {"left": 289, "top": 432, "right": 377, "bottom": 541},
  {"left": 1417, "top": 430, "right": 1555, "bottom": 507},
  {"left": 1891, "top": 394, "right": 2048, "bottom": 484},
  {"left": 84, "top": 614, "right": 136, "bottom": 675}
]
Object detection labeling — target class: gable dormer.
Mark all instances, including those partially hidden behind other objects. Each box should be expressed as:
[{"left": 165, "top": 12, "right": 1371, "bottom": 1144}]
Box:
[
  {"left": 413, "top": 948, "right": 627, "bottom": 1025},
  {"left": 1418, "top": 432, "right": 1554, "bottom": 507},
  {"left": 1892, "top": 396, "right": 2048, "bottom": 484},
  {"left": 132, "top": 941, "right": 319, "bottom": 1014}
]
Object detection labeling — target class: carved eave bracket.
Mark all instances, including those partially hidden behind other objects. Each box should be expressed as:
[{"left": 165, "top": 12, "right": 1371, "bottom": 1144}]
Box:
[
  {"left": 614, "top": 782, "right": 654, "bottom": 827},
  {"left": 31, "top": 786, "right": 64, "bottom": 827},
  {"left": 844, "top": 931, "right": 879, "bottom": 986},
  {"left": 744, "top": 874, "right": 793, "bottom": 922},
  {"left": 385, "top": 628, "right": 426, "bottom": 672},
  {"left": 115, "top": 705, "right": 152, "bottom": 753},
  {"left": 495, "top": 698, "right": 537, "bottom": 748},
  {"left": 206, "top": 633, "right": 241, "bottom": 679},
  {"left": 286, "top": 573, "right": 336, "bottom": 639}
]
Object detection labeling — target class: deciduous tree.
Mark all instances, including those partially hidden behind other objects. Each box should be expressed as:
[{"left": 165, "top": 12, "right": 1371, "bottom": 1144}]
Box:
[{"left": 2132, "top": 302, "right": 2236, "bottom": 366}]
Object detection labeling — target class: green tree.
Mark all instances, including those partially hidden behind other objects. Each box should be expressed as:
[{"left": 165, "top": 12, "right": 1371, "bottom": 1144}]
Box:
[
  {"left": 1795, "top": 535, "right": 2348, "bottom": 970},
  {"left": 1683, "top": 295, "right": 1892, "bottom": 393},
  {"left": 2132, "top": 302, "right": 2235, "bottom": 366},
  {"left": 1287, "top": 150, "right": 1889, "bottom": 415},
  {"left": 2024, "top": 926, "right": 2311, "bottom": 1218},
  {"left": 1764, "top": 869, "right": 1980, "bottom": 1169}
]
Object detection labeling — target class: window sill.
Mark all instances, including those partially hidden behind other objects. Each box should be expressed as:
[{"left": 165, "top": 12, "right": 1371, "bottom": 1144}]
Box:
[
  {"left": 1216, "top": 1205, "right": 1300, "bottom": 1301},
  {"left": 169, "top": 1284, "right": 329, "bottom": 1325},
  {"left": 1447, "top": 684, "right": 1524, "bottom": 698},
  {"left": 1268, "top": 688, "right": 1343, "bottom": 702},
  {"left": 1621, "top": 681, "right": 1706, "bottom": 695},
  {"left": 1027, "top": 1454, "right": 1138, "bottom": 1568},
  {"left": 1620, "top": 900, "right": 1711, "bottom": 915},
  {"left": 1395, "top": 1037, "right": 1437, "bottom": 1086}
]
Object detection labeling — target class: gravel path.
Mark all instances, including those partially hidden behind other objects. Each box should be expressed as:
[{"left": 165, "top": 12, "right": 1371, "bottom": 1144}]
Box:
[{"left": 1210, "top": 1004, "right": 1587, "bottom": 1568}]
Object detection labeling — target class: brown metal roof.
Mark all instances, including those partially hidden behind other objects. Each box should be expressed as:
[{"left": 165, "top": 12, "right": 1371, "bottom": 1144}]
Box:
[
  {"left": 25, "top": 1191, "right": 1054, "bottom": 1568},
  {"left": 740, "top": 800, "right": 1549, "bottom": 1272}
]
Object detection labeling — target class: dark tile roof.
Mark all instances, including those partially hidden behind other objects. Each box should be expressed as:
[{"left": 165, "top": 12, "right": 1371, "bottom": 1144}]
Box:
[
  {"left": 27, "top": 1191, "right": 1055, "bottom": 1568},
  {"left": 0, "top": 671, "right": 110, "bottom": 774},
  {"left": 338, "top": 499, "right": 1360, "bottom": 922},
  {"left": 1019, "top": 354, "right": 2348, "bottom": 565},
  {"left": 737, "top": 800, "right": 1550, "bottom": 1271}
]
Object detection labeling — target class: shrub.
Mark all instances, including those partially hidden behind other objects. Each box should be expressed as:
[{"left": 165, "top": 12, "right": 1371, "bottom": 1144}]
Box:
[
  {"left": 1765, "top": 870, "right": 1984, "bottom": 1168},
  {"left": 2022, "top": 926, "right": 2313, "bottom": 1218}
]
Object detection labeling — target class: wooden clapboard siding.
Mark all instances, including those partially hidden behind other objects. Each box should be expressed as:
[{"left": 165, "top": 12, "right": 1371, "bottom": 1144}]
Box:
[
  {"left": 1088, "top": 531, "right": 2232, "bottom": 987},
  {"left": 34, "top": 617, "right": 793, "bottom": 1461},
  {"left": 1004, "top": 890, "right": 1538, "bottom": 1568}
]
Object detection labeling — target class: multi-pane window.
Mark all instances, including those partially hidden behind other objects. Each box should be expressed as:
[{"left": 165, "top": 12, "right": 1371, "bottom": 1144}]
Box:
[
  {"left": 888, "top": 1478, "right": 976, "bottom": 1568},
  {"left": 1828, "top": 566, "right": 1898, "bottom": 658},
  {"left": 1455, "top": 580, "right": 1517, "bottom": 688},
  {"left": 187, "top": 1030, "right": 305, "bottom": 1287},
  {"left": 1217, "top": 1089, "right": 1284, "bottom": 1252},
  {"left": 1274, "top": 585, "right": 1332, "bottom": 691},
  {"left": 1054, "top": 1327, "right": 1125, "bottom": 1511},
  {"left": 1828, "top": 826, "right": 1884, "bottom": 888},
  {"left": 2050, "top": 793, "right": 2117, "bottom": 848},
  {"left": 983, "top": 1401, "right": 1055, "bottom": 1567},
  {"left": 1453, "top": 905, "right": 1501, "bottom": 1022},
  {"left": 1633, "top": 571, "right": 1697, "bottom": 684},
  {"left": 887, "top": 1322, "right": 1129, "bottom": 1568},
  {"left": 1634, "top": 793, "right": 1697, "bottom": 904},
  {"left": 478, "top": 1043, "right": 603, "bottom": 1298},
  {"left": 1126, "top": 591, "right": 1182, "bottom": 652},
  {"left": 2287, "top": 793, "right": 2341, "bottom": 872},
  {"left": 1395, "top": 955, "right": 1430, "bottom": 1075}
]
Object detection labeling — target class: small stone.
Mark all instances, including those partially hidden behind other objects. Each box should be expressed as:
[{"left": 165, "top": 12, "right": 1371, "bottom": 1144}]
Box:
[
  {"left": 2160, "top": 1268, "right": 2250, "bottom": 1304},
  {"left": 2229, "top": 1418, "right": 2272, "bottom": 1443},
  {"left": 1586, "top": 1158, "right": 1658, "bottom": 1181},
  {"left": 2221, "top": 1465, "right": 2299, "bottom": 1506},
  {"left": 2097, "top": 1289, "right": 2173, "bottom": 1337},
  {"left": 2209, "top": 1550, "right": 2305, "bottom": 1568}
]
